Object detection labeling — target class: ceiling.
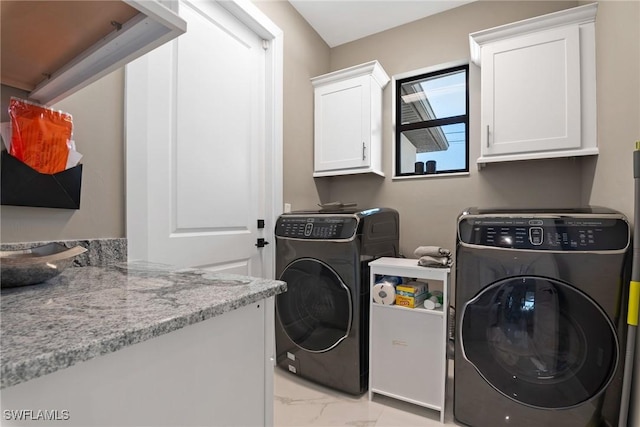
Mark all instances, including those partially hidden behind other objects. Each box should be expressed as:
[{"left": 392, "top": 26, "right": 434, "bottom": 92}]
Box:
[{"left": 288, "top": 0, "right": 475, "bottom": 47}]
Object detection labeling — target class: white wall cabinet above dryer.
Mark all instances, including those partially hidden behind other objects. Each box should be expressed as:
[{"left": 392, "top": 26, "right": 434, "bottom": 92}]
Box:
[
  {"left": 470, "top": 3, "right": 597, "bottom": 167},
  {"left": 311, "top": 61, "right": 389, "bottom": 177}
]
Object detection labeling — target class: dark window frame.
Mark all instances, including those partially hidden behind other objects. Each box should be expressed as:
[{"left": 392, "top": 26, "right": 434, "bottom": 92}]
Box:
[{"left": 394, "top": 63, "right": 470, "bottom": 176}]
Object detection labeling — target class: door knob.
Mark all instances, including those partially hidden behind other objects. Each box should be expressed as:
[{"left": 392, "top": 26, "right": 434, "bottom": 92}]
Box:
[{"left": 255, "top": 238, "right": 270, "bottom": 248}]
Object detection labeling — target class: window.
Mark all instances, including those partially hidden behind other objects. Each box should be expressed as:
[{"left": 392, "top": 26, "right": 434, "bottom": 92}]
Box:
[{"left": 394, "top": 63, "right": 469, "bottom": 176}]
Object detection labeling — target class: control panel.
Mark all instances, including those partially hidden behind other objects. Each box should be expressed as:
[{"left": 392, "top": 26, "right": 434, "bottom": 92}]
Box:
[
  {"left": 458, "top": 216, "right": 629, "bottom": 251},
  {"left": 275, "top": 215, "right": 359, "bottom": 240}
]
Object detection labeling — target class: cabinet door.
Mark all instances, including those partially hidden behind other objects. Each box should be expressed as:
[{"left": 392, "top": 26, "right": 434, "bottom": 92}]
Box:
[
  {"left": 0, "top": 301, "right": 271, "bottom": 426},
  {"left": 370, "top": 304, "right": 444, "bottom": 407},
  {"left": 481, "top": 26, "right": 581, "bottom": 156},
  {"left": 314, "top": 76, "right": 371, "bottom": 172}
]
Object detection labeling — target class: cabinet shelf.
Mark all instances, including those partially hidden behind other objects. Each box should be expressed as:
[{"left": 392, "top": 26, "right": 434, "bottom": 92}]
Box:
[
  {"left": 373, "top": 302, "right": 444, "bottom": 317},
  {"left": 1, "top": 0, "right": 186, "bottom": 104}
]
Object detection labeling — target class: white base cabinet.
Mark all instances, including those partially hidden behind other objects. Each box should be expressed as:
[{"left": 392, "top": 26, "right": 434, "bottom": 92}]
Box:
[
  {"left": 368, "top": 257, "right": 450, "bottom": 423},
  {"left": 1, "top": 300, "right": 274, "bottom": 427},
  {"left": 470, "top": 3, "right": 598, "bottom": 166},
  {"left": 311, "top": 61, "right": 389, "bottom": 177}
]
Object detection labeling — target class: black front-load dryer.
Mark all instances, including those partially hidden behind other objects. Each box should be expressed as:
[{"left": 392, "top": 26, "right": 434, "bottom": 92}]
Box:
[
  {"left": 275, "top": 208, "right": 399, "bottom": 395},
  {"left": 454, "top": 207, "right": 631, "bottom": 427}
]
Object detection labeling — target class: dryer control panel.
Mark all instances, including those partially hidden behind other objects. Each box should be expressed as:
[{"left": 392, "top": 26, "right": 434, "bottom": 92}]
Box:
[
  {"left": 275, "top": 216, "right": 358, "bottom": 240},
  {"left": 458, "top": 216, "right": 629, "bottom": 251}
]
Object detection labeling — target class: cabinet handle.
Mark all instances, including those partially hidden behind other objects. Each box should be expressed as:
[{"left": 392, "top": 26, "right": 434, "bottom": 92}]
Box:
[
  {"left": 486, "top": 125, "right": 490, "bottom": 148},
  {"left": 362, "top": 142, "right": 366, "bottom": 160}
]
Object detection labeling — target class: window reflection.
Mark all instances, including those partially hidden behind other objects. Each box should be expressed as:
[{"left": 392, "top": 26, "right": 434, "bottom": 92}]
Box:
[
  {"left": 395, "top": 64, "right": 469, "bottom": 176},
  {"left": 399, "top": 124, "right": 467, "bottom": 173},
  {"left": 400, "top": 69, "right": 466, "bottom": 123}
]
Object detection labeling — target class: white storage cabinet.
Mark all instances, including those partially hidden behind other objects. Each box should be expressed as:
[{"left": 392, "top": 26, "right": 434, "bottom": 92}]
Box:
[
  {"left": 311, "top": 61, "right": 389, "bottom": 177},
  {"left": 1, "top": 300, "right": 274, "bottom": 427},
  {"left": 368, "top": 257, "right": 450, "bottom": 423},
  {"left": 470, "top": 3, "right": 597, "bottom": 166}
]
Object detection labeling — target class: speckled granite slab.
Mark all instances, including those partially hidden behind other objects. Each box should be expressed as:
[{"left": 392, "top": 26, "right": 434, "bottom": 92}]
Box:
[
  {"left": 0, "top": 238, "right": 127, "bottom": 266},
  {"left": 0, "top": 261, "right": 286, "bottom": 389}
]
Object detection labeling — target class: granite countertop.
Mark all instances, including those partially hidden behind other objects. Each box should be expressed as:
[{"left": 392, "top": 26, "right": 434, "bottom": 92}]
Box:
[{"left": 0, "top": 261, "right": 287, "bottom": 389}]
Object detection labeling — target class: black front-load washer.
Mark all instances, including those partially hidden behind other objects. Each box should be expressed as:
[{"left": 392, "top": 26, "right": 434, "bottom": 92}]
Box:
[
  {"left": 454, "top": 207, "right": 631, "bottom": 427},
  {"left": 274, "top": 207, "right": 399, "bottom": 395}
]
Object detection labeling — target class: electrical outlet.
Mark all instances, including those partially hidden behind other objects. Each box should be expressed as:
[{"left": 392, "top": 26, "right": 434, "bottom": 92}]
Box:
[{"left": 284, "top": 203, "right": 292, "bottom": 213}]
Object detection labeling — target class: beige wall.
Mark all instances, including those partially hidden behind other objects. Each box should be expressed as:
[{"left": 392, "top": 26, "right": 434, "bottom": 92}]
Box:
[
  {"left": 585, "top": 2, "right": 640, "bottom": 425},
  {"left": 253, "top": 1, "right": 640, "bottom": 423},
  {"left": 2, "top": 1, "right": 639, "bottom": 421},
  {"left": 254, "top": 0, "right": 332, "bottom": 211},
  {"left": 0, "top": 70, "right": 125, "bottom": 242},
  {"left": 1, "top": 1, "right": 635, "bottom": 256},
  {"left": 327, "top": 1, "right": 582, "bottom": 258},
  {"left": 7, "top": 0, "right": 628, "bottom": 252},
  {"left": 585, "top": 0, "right": 640, "bottom": 222}
]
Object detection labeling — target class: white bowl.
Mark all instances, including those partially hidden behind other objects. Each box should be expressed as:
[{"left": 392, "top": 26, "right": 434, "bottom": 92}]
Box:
[{"left": 1, "top": 243, "right": 87, "bottom": 288}]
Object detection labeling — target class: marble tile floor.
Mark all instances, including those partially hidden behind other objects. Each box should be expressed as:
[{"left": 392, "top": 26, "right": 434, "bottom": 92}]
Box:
[{"left": 274, "top": 362, "right": 462, "bottom": 427}]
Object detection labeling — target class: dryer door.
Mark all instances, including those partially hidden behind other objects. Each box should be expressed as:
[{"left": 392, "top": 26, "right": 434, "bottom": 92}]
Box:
[
  {"left": 460, "top": 276, "right": 618, "bottom": 409},
  {"left": 276, "top": 258, "right": 352, "bottom": 353}
]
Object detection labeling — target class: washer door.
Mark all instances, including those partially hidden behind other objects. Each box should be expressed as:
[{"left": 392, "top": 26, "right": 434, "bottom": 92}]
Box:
[
  {"left": 460, "top": 276, "right": 618, "bottom": 409},
  {"left": 276, "top": 258, "right": 352, "bottom": 353}
]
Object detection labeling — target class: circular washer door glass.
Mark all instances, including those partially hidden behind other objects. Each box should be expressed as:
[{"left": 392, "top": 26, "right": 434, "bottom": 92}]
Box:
[
  {"left": 276, "top": 258, "right": 352, "bottom": 352},
  {"left": 461, "top": 276, "right": 618, "bottom": 409}
]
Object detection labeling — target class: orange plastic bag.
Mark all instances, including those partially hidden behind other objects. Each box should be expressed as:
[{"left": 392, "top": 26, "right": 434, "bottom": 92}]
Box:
[{"left": 8, "top": 97, "right": 73, "bottom": 174}]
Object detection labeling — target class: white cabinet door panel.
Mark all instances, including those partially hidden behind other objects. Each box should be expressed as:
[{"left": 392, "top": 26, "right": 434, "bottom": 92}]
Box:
[
  {"left": 0, "top": 301, "right": 271, "bottom": 427},
  {"left": 314, "top": 76, "right": 371, "bottom": 172},
  {"left": 311, "top": 61, "right": 388, "bottom": 177},
  {"left": 482, "top": 26, "right": 581, "bottom": 156},
  {"left": 370, "top": 304, "right": 444, "bottom": 407}
]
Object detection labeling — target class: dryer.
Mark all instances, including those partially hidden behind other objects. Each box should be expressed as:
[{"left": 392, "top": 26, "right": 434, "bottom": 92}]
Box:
[
  {"left": 454, "top": 207, "right": 631, "bottom": 427},
  {"left": 274, "top": 207, "right": 399, "bottom": 395}
]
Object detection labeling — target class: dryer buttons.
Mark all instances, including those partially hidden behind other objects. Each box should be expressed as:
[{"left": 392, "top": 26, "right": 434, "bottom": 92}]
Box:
[
  {"left": 529, "top": 227, "right": 544, "bottom": 245},
  {"left": 304, "top": 223, "right": 313, "bottom": 236}
]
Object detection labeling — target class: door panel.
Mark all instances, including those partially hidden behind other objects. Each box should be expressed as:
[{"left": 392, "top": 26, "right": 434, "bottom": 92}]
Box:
[
  {"left": 314, "top": 76, "right": 370, "bottom": 172},
  {"left": 482, "top": 26, "right": 581, "bottom": 155},
  {"left": 175, "top": 2, "right": 260, "bottom": 232},
  {"left": 126, "top": 1, "right": 275, "bottom": 277}
]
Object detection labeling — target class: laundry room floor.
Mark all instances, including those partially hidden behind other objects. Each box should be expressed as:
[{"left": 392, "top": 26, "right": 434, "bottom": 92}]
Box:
[{"left": 273, "top": 361, "right": 461, "bottom": 426}]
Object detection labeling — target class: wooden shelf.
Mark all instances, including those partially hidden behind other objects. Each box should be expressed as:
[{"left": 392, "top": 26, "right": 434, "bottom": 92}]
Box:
[{"left": 1, "top": 1, "right": 186, "bottom": 104}]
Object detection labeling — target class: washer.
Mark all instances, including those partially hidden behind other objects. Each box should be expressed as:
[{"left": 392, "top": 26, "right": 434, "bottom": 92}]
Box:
[
  {"left": 454, "top": 207, "right": 631, "bottom": 427},
  {"left": 274, "top": 207, "right": 399, "bottom": 395}
]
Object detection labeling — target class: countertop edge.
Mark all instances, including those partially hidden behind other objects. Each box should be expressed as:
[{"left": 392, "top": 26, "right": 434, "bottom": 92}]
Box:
[{"left": 1, "top": 282, "right": 286, "bottom": 389}]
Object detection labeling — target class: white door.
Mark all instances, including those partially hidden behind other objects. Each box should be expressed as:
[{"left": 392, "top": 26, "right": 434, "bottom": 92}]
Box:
[{"left": 125, "top": 0, "right": 282, "bottom": 278}]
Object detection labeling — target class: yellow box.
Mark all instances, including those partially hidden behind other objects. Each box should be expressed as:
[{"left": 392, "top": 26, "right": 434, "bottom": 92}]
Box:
[
  {"left": 395, "top": 294, "right": 428, "bottom": 308},
  {"left": 395, "top": 282, "right": 428, "bottom": 308},
  {"left": 396, "top": 282, "right": 427, "bottom": 295}
]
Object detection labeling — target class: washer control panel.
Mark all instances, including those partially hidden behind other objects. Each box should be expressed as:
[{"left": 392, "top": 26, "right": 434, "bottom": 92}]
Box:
[
  {"left": 275, "top": 216, "right": 358, "bottom": 240},
  {"left": 458, "top": 216, "right": 629, "bottom": 251}
]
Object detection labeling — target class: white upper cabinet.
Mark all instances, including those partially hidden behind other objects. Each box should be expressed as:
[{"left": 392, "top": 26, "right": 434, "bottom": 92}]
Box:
[
  {"left": 1, "top": 1, "right": 186, "bottom": 105},
  {"left": 470, "top": 3, "right": 597, "bottom": 166},
  {"left": 311, "top": 61, "right": 389, "bottom": 177}
]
